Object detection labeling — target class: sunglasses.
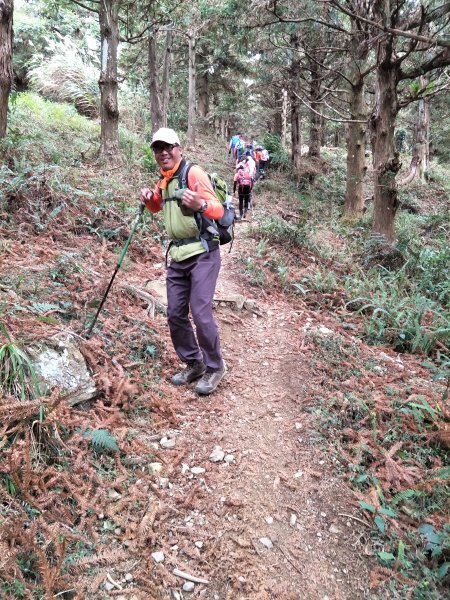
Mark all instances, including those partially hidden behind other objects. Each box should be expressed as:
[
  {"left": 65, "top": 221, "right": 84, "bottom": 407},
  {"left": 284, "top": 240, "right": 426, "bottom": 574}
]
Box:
[{"left": 152, "top": 143, "right": 179, "bottom": 153}]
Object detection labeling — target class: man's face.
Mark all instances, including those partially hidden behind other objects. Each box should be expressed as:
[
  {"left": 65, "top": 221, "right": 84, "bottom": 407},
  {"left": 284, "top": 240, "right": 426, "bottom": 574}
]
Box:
[{"left": 153, "top": 142, "right": 182, "bottom": 171}]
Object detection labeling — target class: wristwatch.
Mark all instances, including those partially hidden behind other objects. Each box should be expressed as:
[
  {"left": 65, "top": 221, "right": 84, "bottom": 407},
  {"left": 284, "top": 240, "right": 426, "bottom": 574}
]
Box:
[{"left": 198, "top": 200, "right": 208, "bottom": 213}]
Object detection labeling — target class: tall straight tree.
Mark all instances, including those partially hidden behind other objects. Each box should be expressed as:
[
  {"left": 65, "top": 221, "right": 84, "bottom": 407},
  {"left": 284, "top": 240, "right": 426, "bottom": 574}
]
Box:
[
  {"left": 98, "top": 0, "right": 121, "bottom": 163},
  {"left": 0, "top": 0, "right": 13, "bottom": 139},
  {"left": 69, "top": 0, "right": 122, "bottom": 163},
  {"left": 148, "top": 26, "right": 173, "bottom": 132},
  {"left": 342, "top": 1, "right": 372, "bottom": 220}
]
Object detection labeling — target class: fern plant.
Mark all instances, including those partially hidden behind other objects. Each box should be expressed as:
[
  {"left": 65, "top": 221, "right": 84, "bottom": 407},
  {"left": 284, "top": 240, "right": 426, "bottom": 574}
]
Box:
[{"left": 83, "top": 429, "right": 120, "bottom": 455}]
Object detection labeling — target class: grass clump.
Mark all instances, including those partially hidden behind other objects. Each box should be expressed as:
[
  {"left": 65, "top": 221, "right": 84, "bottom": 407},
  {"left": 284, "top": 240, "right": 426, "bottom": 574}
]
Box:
[{"left": 0, "top": 323, "right": 41, "bottom": 401}]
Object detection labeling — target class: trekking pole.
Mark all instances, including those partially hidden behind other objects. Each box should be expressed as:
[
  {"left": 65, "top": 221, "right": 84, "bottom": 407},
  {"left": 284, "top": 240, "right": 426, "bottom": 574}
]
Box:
[{"left": 85, "top": 203, "right": 145, "bottom": 339}]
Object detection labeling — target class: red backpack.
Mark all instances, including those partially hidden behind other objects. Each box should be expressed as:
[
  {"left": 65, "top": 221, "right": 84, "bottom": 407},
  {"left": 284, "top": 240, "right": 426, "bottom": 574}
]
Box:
[{"left": 237, "top": 163, "right": 252, "bottom": 186}]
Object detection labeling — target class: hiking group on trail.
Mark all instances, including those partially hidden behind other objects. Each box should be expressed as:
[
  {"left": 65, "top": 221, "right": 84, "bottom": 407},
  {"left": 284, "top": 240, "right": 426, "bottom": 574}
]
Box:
[
  {"left": 229, "top": 133, "right": 270, "bottom": 219},
  {"left": 139, "top": 128, "right": 269, "bottom": 395}
]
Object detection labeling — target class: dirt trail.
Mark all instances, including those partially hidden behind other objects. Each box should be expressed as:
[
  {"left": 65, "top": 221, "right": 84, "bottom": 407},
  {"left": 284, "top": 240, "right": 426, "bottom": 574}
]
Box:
[{"left": 149, "top": 219, "right": 374, "bottom": 599}]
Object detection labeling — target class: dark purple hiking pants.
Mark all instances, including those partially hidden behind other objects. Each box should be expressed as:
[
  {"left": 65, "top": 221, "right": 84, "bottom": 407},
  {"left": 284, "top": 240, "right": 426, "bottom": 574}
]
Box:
[{"left": 166, "top": 249, "right": 223, "bottom": 371}]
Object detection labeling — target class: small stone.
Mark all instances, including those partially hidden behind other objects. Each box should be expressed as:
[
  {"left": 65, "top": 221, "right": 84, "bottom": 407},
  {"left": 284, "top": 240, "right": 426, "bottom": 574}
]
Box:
[
  {"left": 191, "top": 466, "right": 206, "bottom": 475},
  {"left": 159, "top": 477, "right": 169, "bottom": 488},
  {"left": 98, "top": 513, "right": 104, "bottom": 519},
  {"left": 239, "top": 576, "right": 246, "bottom": 583},
  {"left": 114, "top": 527, "right": 121, "bottom": 535},
  {"left": 265, "top": 516, "right": 274, "bottom": 525},
  {"left": 151, "top": 551, "right": 165, "bottom": 563},
  {"left": 195, "top": 541, "right": 204, "bottom": 549},
  {"left": 294, "top": 470, "right": 303, "bottom": 478},
  {"left": 209, "top": 446, "right": 225, "bottom": 462},
  {"left": 148, "top": 462, "right": 163, "bottom": 475},
  {"left": 224, "top": 454, "right": 234, "bottom": 463},
  {"left": 295, "top": 422, "right": 302, "bottom": 430},
  {"left": 124, "top": 573, "right": 133, "bottom": 582},
  {"left": 320, "top": 512, "right": 327, "bottom": 518},
  {"left": 183, "top": 581, "right": 195, "bottom": 592},
  {"left": 104, "top": 581, "right": 115, "bottom": 592},
  {"left": 108, "top": 489, "right": 122, "bottom": 501},
  {"left": 329, "top": 525, "right": 340, "bottom": 534},
  {"left": 317, "top": 531, "right": 322, "bottom": 537},
  {"left": 289, "top": 514, "right": 297, "bottom": 528},
  {"left": 259, "top": 537, "right": 273, "bottom": 549},
  {"left": 160, "top": 437, "right": 176, "bottom": 449}
]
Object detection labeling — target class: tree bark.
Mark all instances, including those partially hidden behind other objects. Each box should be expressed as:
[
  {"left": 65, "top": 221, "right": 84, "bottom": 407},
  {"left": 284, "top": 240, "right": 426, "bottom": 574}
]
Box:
[
  {"left": 401, "top": 77, "right": 430, "bottom": 185},
  {"left": 99, "top": 0, "right": 121, "bottom": 164},
  {"left": 291, "top": 90, "right": 302, "bottom": 173},
  {"left": 272, "top": 89, "right": 283, "bottom": 136},
  {"left": 148, "top": 28, "right": 164, "bottom": 133},
  {"left": 369, "top": 34, "right": 401, "bottom": 242},
  {"left": 281, "top": 88, "right": 288, "bottom": 148},
  {"left": 187, "top": 34, "right": 197, "bottom": 146},
  {"left": 308, "top": 57, "right": 322, "bottom": 158},
  {"left": 161, "top": 29, "right": 172, "bottom": 127},
  {"left": 343, "top": 78, "right": 367, "bottom": 219},
  {"left": 0, "top": 0, "right": 13, "bottom": 139},
  {"left": 197, "top": 70, "right": 209, "bottom": 119}
]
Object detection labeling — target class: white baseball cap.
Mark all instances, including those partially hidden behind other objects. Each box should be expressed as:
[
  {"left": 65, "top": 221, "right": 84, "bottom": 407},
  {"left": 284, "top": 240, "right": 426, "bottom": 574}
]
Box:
[{"left": 150, "top": 127, "right": 180, "bottom": 147}]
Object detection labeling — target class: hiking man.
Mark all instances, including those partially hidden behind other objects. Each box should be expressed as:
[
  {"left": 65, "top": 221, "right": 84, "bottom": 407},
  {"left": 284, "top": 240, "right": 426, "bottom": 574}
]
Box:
[{"left": 140, "top": 128, "right": 226, "bottom": 395}]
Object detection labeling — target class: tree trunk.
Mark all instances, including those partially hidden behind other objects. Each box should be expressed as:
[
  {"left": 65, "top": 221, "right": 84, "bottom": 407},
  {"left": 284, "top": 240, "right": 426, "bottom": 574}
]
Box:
[
  {"left": 401, "top": 78, "right": 430, "bottom": 185},
  {"left": 343, "top": 79, "right": 367, "bottom": 219},
  {"left": 281, "top": 88, "right": 288, "bottom": 148},
  {"left": 148, "top": 28, "right": 163, "bottom": 133},
  {"left": 0, "top": 0, "right": 13, "bottom": 139},
  {"left": 99, "top": 0, "right": 121, "bottom": 164},
  {"left": 161, "top": 29, "right": 172, "bottom": 128},
  {"left": 369, "top": 35, "right": 401, "bottom": 242},
  {"left": 343, "top": 8, "right": 370, "bottom": 220},
  {"left": 291, "top": 90, "right": 302, "bottom": 173},
  {"left": 187, "top": 34, "right": 196, "bottom": 146},
  {"left": 308, "top": 58, "right": 321, "bottom": 158},
  {"left": 197, "top": 70, "right": 209, "bottom": 118},
  {"left": 272, "top": 89, "right": 283, "bottom": 136}
]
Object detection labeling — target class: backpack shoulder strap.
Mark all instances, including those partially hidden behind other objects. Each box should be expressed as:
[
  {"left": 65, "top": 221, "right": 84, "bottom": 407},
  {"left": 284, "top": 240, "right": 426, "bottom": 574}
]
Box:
[{"left": 179, "top": 162, "right": 195, "bottom": 189}]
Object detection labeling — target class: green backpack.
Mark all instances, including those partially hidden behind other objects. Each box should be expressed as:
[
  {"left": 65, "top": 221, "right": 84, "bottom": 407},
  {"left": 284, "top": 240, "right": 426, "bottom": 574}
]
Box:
[
  {"left": 179, "top": 165, "right": 236, "bottom": 247},
  {"left": 208, "top": 173, "right": 228, "bottom": 203}
]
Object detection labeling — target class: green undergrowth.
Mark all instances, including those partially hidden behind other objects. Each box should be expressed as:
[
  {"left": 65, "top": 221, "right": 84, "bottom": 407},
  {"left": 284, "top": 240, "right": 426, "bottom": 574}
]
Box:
[
  {"left": 307, "top": 330, "right": 450, "bottom": 598},
  {"left": 1, "top": 92, "right": 155, "bottom": 216},
  {"left": 248, "top": 155, "right": 449, "bottom": 358}
]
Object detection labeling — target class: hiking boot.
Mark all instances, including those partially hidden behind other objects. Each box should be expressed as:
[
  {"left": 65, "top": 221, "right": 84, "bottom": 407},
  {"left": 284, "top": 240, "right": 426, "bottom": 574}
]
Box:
[
  {"left": 195, "top": 362, "right": 227, "bottom": 395},
  {"left": 171, "top": 360, "right": 206, "bottom": 386}
]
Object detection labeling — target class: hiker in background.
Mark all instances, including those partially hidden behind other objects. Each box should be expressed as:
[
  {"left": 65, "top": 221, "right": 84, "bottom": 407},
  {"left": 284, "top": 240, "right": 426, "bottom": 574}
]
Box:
[
  {"left": 233, "top": 158, "right": 253, "bottom": 219},
  {"left": 259, "top": 147, "right": 269, "bottom": 179},
  {"left": 235, "top": 135, "right": 246, "bottom": 163},
  {"left": 140, "top": 128, "right": 226, "bottom": 396},
  {"left": 245, "top": 142, "right": 254, "bottom": 158},
  {"left": 254, "top": 146, "right": 262, "bottom": 180},
  {"left": 245, "top": 150, "right": 256, "bottom": 179},
  {"left": 228, "top": 133, "right": 241, "bottom": 162}
]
